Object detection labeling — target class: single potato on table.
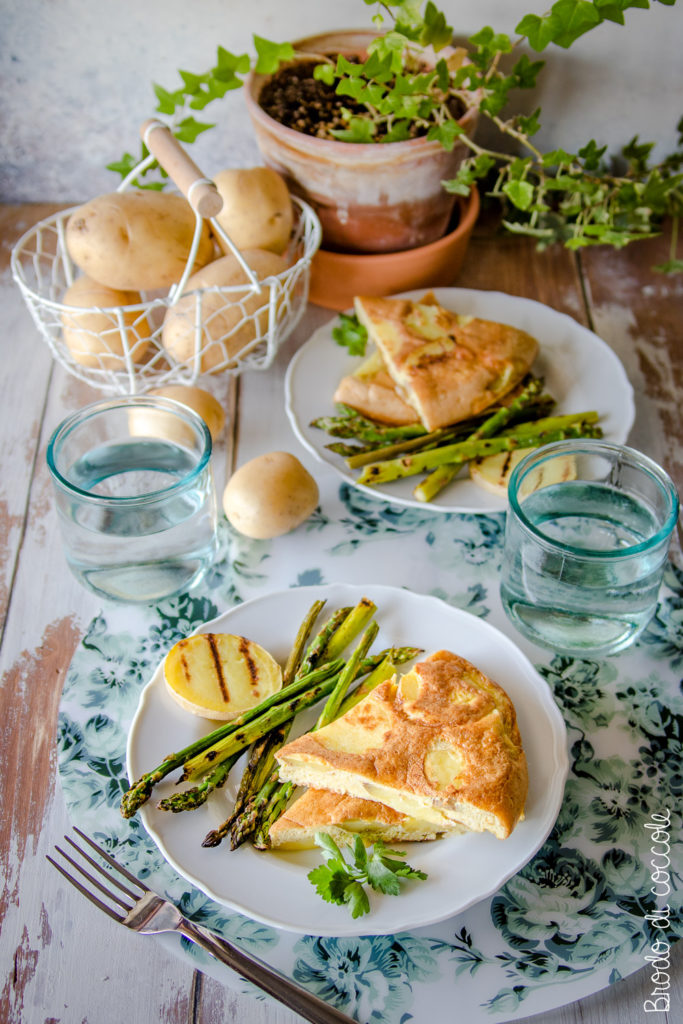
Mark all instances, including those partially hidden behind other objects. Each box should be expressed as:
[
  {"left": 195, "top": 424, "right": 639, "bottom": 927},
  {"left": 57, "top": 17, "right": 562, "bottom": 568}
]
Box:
[
  {"left": 147, "top": 385, "right": 226, "bottom": 442},
  {"left": 127, "top": 385, "right": 226, "bottom": 446},
  {"left": 223, "top": 451, "right": 319, "bottom": 539}
]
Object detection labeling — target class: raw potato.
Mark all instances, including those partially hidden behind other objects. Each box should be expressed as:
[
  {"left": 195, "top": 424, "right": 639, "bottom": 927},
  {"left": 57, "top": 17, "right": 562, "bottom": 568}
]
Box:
[
  {"left": 147, "top": 386, "right": 226, "bottom": 441},
  {"left": 61, "top": 275, "right": 150, "bottom": 368},
  {"left": 223, "top": 451, "right": 319, "bottom": 539},
  {"left": 127, "top": 386, "right": 225, "bottom": 447},
  {"left": 65, "top": 191, "right": 215, "bottom": 291},
  {"left": 161, "top": 248, "right": 289, "bottom": 373},
  {"left": 213, "top": 167, "right": 294, "bottom": 256},
  {"left": 164, "top": 632, "right": 283, "bottom": 719}
]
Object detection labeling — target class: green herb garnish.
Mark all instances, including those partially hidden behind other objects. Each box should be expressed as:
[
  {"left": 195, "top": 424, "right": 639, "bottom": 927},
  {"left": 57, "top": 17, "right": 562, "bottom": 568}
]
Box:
[
  {"left": 331, "top": 313, "right": 368, "bottom": 357},
  {"left": 307, "top": 831, "right": 427, "bottom": 919}
]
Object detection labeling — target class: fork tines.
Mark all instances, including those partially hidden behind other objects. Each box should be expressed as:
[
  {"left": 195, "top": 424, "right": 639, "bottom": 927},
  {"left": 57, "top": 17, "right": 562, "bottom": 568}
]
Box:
[{"left": 47, "top": 827, "right": 143, "bottom": 923}]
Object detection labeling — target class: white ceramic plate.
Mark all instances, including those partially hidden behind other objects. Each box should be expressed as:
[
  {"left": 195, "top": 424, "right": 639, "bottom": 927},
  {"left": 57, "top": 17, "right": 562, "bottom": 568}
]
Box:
[
  {"left": 285, "top": 288, "right": 635, "bottom": 513},
  {"left": 128, "top": 583, "right": 569, "bottom": 936}
]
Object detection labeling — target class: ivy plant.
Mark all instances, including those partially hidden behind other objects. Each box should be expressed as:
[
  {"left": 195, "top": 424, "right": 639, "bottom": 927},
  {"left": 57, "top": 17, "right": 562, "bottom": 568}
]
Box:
[{"left": 109, "top": 0, "right": 682, "bottom": 271}]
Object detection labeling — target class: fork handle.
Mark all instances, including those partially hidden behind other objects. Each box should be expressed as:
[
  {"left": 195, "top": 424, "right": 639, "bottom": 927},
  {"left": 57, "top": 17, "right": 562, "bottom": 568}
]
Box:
[{"left": 177, "top": 918, "right": 356, "bottom": 1024}]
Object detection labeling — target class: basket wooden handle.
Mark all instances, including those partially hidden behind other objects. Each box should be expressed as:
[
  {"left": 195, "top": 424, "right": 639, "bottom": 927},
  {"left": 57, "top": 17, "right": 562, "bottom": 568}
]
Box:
[{"left": 140, "top": 119, "right": 223, "bottom": 218}]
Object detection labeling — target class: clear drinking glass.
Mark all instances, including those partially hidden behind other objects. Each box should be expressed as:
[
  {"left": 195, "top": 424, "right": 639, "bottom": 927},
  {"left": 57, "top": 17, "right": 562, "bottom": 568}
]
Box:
[
  {"left": 47, "top": 396, "right": 218, "bottom": 602},
  {"left": 500, "top": 439, "right": 679, "bottom": 656}
]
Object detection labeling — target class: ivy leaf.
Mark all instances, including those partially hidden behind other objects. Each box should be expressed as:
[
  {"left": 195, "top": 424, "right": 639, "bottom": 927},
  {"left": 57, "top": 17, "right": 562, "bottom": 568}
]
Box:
[
  {"left": 517, "top": 107, "right": 542, "bottom": 137},
  {"left": 654, "top": 258, "right": 683, "bottom": 273},
  {"left": 426, "top": 119, "right": 465, "bottom": 151},
  {"left": 593, "top": 0, "right": 625, "bottom": 24},
  {"left": 179, "top": 69, "right": 208, "bottom": 96},
  {"left": 516, "top": 2, "right": 599, "bottom": 51},
  {"left": 173, "top": 117, "right": 215, "bottom": 144},
  {"left": 540, "top": 1, "right": 603, "bottom": 50},
  {"left": 336, "top": 54, "right": 364, "bottom": 79},
  {"left": 435, "top": 57, "right": 450, "bottom": 93},
  {"left": 387, "top": 91, "right": 424, "bottom": 121},
  {"left": 362, "top": 50, "right": 395, "bottom": 84},
  {"left": 368, "top": 29, "right": 412, "bottom": 74},
  {"left": 313, "top": 63, "right": 336, "bottom": 86},
  {"left": 641, "top": 170, "right": 683, "bottom": 211},
  {"left": 153, "top": 83, "right": 186, "bottom": 116},
  {"left": 442, "top": 153, "right": 496, "bottom": 193},
  {"left": 516, "top": 14, "right": 555, "bottom": 51},
  {"left": 393, "top": 70, "right": 434, "bottom": 96},
  {"left": 188, "top": 76, "right": 239, "bottom": 110},
  {"left": 596, "top": 0, "right": 650, "bottom": 19},
  {"left": 419, "top": 0, "right": 454, "bottom": 51},
  {"left": 480, "top": 77, "right": 514, "bottom": 117},
  {"left": 383, "top": 119, "right": 413, "bottom": 142},
  {"left": 106, "top": 152, "right": 142, "bottom": 179},
  {"left": 469, "top": 26, "right": 513, "bottom": 67},
  {"left": 330, "top": 117, "right": 377, "bottom": 143},
  {"left": 542, "top": 148, "right": 578, "bottom": 167},
  {"left": 578, "top": 139, "right": 608, "bottom": 170},
  {"left": 253, "top": 36, "right": 294, "bottom": 75},
  {"left": 623, "top": 135, "right": 655, "bottom": 173},
  {"left": 503, "top": 179, "right": 535, "bottom": 210},
  {"left": 213, "top": 46, "right": 251, "bottom": 79},
  {"left": 511, "top": 54, "right": 545, "bottom": 90},
  {"left": 336, "top": 77, "right": 366, "bottom": 102}
]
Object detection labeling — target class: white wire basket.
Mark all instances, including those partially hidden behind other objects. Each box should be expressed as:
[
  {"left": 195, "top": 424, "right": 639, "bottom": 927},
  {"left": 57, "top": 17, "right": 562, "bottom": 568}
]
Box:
[{"left": 10, "top": 124, "right": 322, "bottom": 395}]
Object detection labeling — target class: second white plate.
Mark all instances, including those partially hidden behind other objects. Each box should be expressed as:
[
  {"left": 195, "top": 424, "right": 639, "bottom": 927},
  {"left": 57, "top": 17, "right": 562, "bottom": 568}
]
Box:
[
  {"left": 285, "top": 288, "right": 635, "bottom": 513},
  {"left": 127, "top": 583, "right": 569, "bottom": 936}
]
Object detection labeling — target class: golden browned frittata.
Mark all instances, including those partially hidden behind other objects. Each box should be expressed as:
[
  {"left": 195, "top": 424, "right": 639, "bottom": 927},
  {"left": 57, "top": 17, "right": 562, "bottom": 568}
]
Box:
[
  {"left": 351, "top": 293, "right": 539, "bottom": 431},
  {"left": 276, "top": 650, "right": 528, "bottom": 840},
  {"left": 268, "top": 787, "right": 458, "bottom": 849}
]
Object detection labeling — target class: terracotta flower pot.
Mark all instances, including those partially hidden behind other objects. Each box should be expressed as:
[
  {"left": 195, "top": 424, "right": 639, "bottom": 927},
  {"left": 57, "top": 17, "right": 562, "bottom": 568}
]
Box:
[
  {"left": 244, "top": 30, "right": 479, "bottom": 255},
  {"left": 308, "top": 187, "right": 480, "bottom": 310}
]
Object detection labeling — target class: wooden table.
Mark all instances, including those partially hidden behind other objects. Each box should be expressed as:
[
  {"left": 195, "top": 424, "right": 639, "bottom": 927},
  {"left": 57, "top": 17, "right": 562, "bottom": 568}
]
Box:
[{"left": 1, "top": 203, "right": 680, "bottom": 1023}]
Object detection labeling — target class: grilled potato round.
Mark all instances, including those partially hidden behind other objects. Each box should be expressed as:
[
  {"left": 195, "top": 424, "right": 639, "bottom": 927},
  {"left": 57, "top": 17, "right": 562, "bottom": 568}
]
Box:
[{"left": 164, "top": 632, "right": 283, "bottom": 719}]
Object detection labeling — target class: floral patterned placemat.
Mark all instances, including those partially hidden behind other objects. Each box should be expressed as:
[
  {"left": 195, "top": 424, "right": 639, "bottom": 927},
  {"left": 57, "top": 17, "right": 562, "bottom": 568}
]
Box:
[{"left": 57, "top": 484, "right": 682, "bottom": 1022}]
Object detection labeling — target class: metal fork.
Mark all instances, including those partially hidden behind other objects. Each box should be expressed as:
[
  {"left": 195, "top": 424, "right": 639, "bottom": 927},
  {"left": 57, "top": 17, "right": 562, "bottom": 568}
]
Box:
[{"left": 48, "top": 827, "right": 356, "bottom": 1024}]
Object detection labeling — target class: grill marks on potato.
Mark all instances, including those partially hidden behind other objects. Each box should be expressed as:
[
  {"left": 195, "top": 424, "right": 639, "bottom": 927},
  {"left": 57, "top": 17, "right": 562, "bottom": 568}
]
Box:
[
  {"left": 206, "top": 634, "right": 230, "bottom": 703},
  {"left": 238, "top": 635, "right": 261, "bottom": 694}
]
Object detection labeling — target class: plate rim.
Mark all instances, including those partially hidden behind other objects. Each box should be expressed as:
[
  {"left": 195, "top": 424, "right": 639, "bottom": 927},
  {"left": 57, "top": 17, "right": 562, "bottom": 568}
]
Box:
[
  {"left": 284, "top": 286, "right": 636, "bottom": 514},
  {"left": 127, "top": 582, "right": 570, "bottom": 936}
]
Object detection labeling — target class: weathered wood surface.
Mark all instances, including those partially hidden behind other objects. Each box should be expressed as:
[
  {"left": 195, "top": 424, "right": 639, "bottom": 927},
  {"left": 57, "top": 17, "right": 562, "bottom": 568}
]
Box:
[{"left": 0, "top": 203, "right": 680, "bottom": 1023}]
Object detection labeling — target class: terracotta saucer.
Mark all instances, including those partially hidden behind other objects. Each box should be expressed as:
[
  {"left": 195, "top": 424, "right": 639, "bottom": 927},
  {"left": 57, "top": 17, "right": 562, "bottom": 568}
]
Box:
[{"left": 308, "top": 187, "right": 480, "bottom": 311}]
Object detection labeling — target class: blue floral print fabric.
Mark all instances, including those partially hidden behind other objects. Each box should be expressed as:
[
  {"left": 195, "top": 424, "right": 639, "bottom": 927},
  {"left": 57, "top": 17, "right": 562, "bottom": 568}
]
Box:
[{"left": 57, "top": 485, "right": 682, "bottom": 1022}]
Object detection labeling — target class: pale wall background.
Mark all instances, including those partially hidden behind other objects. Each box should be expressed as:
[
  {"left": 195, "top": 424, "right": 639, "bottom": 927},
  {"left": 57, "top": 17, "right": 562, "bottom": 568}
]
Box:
[{"left": 1, "top": 0, "right": 681, "bottom": 203}]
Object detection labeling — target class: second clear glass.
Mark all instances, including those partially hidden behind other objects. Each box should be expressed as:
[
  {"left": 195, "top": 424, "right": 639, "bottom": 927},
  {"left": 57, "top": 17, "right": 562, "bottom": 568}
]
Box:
[{"left": 500, "top": 439, "right": 679, "bottom": 656}]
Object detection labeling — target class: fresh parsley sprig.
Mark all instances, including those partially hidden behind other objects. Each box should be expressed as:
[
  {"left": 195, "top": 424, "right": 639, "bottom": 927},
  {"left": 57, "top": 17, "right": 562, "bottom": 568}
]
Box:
[
  {"left": 331, "top": 313, "right": 368, "bottom": 356},
  {"left": 307, "top": 831, "right": 427, "bottom": 918}
]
